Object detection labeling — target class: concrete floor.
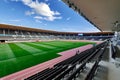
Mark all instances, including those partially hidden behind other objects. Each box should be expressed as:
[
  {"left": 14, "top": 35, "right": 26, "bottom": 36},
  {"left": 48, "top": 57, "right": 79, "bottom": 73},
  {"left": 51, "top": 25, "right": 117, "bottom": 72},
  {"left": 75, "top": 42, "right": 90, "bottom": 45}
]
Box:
[
  {"left": 94, "top": 57, "right": 120, "bottom": 80},
  {"left": 108, "top": 60, "right": 120, "bottom": 80},
  {"left": 77, "top": 60, "right": 120, "bottom": 80}
]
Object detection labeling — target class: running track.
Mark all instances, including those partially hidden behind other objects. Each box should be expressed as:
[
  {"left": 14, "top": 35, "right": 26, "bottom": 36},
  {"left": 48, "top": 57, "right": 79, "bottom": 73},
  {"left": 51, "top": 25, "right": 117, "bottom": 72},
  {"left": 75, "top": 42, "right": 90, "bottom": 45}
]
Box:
[{"left": 1, "top": 44, "right": 93, "bottom": 80}]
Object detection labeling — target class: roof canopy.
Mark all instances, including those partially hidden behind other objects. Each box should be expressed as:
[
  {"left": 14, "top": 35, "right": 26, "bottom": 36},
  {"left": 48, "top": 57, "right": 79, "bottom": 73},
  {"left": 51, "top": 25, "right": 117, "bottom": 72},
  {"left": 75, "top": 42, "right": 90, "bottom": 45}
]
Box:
[
  {"left": 0, "top": 24, "right": 113, "bottom": 35},
  {"left": 63, "top": 0, "right": 120, "bottom": 32}
]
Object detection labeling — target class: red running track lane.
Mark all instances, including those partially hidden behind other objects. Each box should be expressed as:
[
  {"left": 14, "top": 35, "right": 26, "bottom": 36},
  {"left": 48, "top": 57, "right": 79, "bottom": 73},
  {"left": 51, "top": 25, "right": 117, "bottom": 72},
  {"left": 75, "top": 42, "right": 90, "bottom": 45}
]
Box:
[{"left": 1, "top": 44, "right": 93, "bottom": 80}]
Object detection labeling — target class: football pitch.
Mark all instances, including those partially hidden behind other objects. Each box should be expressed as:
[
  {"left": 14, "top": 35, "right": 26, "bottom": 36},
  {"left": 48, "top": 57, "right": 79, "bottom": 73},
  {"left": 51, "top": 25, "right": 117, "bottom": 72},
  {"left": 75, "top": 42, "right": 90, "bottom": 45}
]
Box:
[{"left": 0, "top": 41, "right": 94, "bottom": 77}]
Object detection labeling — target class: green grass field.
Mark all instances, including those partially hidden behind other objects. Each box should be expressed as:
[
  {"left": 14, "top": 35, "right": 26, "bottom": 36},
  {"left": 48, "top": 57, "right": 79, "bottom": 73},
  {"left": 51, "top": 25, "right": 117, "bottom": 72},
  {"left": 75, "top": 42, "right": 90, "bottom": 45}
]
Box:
[{"left": 0, "top": 41, "right": 94, "bottom": 77}]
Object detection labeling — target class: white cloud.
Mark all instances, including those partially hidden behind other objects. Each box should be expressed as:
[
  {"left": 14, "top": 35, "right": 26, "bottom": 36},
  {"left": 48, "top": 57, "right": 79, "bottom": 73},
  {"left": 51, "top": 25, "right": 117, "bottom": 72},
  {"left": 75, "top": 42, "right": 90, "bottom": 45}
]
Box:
[
  {"left": 34, "top": 15, "right": 62, "bottom": 21},
  {"left": 61, "top": 28, "right": 80, "bottom": 32},
  {"left": 22, "top": 0, "right": 32, "bottom": 5},
  {"left": 21, "top": 0, "right": 61, "bottom": 21},
  {"left": 9, "top": 19, "right": 21, "bottom": 22},
  {"left": 54, "top": 11, "right": 61, "bottom": 15},
  {"left": 10, "top": 0, "right": 62, "bottom": 21},
  {"left": 44, "top": 23, "right": 47, "bottom": 26},
  {"left": 11, "top": 0, "right": 19, "bottom": 2},
  {"left": 25, "top": 11, "right": 34, "bottom": 16},
  {"left": 45, "top": 0, "right": 49, "bottom": 2},
  {"left": 66, "top": 17, "right": 71, "bottom": 21},
  {"left": 45, "top": 16, "right": 62, "bottom": 21},
  {"left": 35, "top": 19, "right": 42, "bottom": 23},
  {"left": 34, "top": 16, "right": 43, "bottom": 20}
]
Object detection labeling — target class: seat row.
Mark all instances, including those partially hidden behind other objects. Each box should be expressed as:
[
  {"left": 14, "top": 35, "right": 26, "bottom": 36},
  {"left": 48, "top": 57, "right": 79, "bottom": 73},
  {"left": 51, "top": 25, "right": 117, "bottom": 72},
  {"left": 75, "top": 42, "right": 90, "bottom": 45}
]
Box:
[{"left": 25, "top": 41, "right": 108, "bottom": 80}]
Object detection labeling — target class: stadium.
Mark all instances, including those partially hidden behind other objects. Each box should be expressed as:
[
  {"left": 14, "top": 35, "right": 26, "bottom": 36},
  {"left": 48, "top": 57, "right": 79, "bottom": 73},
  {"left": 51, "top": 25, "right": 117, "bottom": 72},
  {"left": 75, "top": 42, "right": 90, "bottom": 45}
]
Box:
[{"left": 0, "top": 0, "right": 120, "bottom": 80}]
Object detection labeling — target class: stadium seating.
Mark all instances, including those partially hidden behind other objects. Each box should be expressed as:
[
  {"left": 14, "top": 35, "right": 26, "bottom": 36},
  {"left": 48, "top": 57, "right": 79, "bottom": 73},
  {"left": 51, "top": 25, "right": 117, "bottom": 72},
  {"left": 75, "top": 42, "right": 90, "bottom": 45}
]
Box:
[
  {"left": 25, "top": 41, "right": 108, "bottom": 80},
  {"left": 111, "top": 44, "right": 116, "bottom": 59},
  {"left": 0, "top": 27, "right": 113, "bottom": 42}
]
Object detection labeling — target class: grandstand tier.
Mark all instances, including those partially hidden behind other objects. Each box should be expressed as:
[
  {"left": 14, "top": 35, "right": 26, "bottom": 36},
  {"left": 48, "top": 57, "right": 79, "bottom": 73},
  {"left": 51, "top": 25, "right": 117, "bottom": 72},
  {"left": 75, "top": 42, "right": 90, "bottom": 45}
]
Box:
[{"left": 0, "top": 24, "right": 114, "bottom": 42}]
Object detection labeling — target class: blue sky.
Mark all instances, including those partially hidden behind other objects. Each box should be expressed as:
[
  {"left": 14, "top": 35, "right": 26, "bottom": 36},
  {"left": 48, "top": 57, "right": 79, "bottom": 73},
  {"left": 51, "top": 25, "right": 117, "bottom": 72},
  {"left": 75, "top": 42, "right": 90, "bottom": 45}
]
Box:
[{"left": 0, "top": 0, "right": 100, "bottom": 32}]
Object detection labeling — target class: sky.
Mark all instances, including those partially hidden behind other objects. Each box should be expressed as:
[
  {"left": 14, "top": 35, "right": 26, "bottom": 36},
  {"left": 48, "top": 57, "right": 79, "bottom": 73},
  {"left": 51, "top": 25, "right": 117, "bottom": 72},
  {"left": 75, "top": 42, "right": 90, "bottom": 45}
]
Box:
[{"left": 0, "top": 0, "right": 100, "bottom": 32}]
